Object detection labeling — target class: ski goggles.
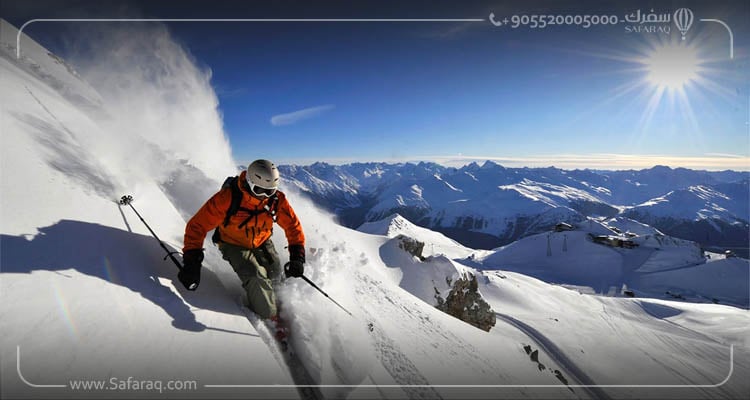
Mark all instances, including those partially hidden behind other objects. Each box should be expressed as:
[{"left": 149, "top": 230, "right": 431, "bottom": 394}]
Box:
[{"left": 249, "top": 182, "right": 277, "bottom": 198}]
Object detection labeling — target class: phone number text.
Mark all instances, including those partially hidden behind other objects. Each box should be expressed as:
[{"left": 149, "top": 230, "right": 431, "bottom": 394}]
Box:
[{"left": 500, "top": 14, "right": 624, "bottom": 29}]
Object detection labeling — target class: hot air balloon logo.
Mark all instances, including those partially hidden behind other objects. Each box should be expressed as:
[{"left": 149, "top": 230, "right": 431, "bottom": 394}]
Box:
[{"left": 673, "top": 8, "right": 694, "bottom": 40}]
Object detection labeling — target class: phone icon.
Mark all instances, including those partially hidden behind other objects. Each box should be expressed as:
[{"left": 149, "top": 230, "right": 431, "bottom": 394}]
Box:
[{"left": 489, "top": 12, "right": 502, "bottom": 26}]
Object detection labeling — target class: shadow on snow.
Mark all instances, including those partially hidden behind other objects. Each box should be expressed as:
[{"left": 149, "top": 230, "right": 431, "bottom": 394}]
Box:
[{"left": 1, "top": 218, "right": 255, "bottom": 337}]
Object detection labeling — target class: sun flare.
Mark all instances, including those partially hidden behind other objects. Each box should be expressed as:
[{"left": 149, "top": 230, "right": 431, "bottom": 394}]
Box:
[
  {"left": 644, "top": 42, "right": 701, "bottom": 90},
  {"left": 580, "top": 34, "right": 729, "bottom": 143}
]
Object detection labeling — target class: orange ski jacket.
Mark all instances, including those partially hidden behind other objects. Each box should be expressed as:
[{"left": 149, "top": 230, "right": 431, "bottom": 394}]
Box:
[{"left": 183, "top": 171, "right": 305, "bottom": 252}]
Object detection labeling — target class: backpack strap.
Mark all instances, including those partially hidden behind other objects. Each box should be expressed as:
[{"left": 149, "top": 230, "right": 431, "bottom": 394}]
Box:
[
  {"left": 236, "top": 193, "right": 279, "bottom": 229},
  {"left": 219, "top": 175, "right": 281, "bottom": 230},
  {"left": 223, "top": 176, "right": 243, "bottom": 227},
  {"left": 265, "top": 193, "right": 279, "bottom": 222}
]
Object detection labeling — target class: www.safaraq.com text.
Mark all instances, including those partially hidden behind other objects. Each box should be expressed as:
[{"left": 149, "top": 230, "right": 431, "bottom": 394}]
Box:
[{"left": 68, "top": 376, "right": 198, "bottom": 393}]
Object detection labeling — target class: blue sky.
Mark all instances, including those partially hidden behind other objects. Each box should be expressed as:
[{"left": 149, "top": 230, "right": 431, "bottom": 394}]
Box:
[{"left": 4, "top": 0, "right": 749, "bottom": 170}]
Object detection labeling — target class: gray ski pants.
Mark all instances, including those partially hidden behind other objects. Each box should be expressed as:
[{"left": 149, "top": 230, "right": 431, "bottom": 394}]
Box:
[{"left": 218, "top": 239, "right": 281, "bottom": 319}]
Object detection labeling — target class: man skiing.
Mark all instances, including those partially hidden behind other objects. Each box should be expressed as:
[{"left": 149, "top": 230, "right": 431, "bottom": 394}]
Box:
[{"left": 179, "top": 159, "right": 306, "bottom": 320}]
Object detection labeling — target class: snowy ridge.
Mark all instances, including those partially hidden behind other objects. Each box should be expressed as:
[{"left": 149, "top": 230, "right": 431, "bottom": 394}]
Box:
[
  {"left": 1, "top": 21, "right": 103, "bottom": 112},
  {"left": 357, "top": 213, "right": 479, "bottom": 259},
  {"left": 627, "top": 184, "right": 749, "bottom": 223},
  {"left": 604, "top": 216, "right": 664, "bottom": 236},
  {"left": 499, "top": 178, "right": 605, "bottom": 206},
  {"left": 282, "top": 163, "right": 362, "bottom": 208}
]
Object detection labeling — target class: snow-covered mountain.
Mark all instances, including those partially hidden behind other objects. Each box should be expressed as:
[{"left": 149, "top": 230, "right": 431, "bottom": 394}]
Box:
[
  {"left": 475, "top": 219, "right": 749, "bottom": 307},
  {"left": 2, "top": 19, "right": 749, "bottom": 400},
  {"left": 622, "top": 182, "right": 750, "bottom": 253},
  {"left": 357, "top": 213, "right": 484, "bottom": 260},
  {"left": 364, "top": 214, "right": 749, "bottom": 308},
  {"left": 280, "top": 161, "right": 749, "bottom": 255}
]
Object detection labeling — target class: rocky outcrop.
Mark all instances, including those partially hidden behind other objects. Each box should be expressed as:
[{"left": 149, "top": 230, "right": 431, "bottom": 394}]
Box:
[
  {"left": 435, "top": 273, "right": 496, "bottom": 332},
  {"left": 397, "top": 235, "right": 425, "bottom": 261}
]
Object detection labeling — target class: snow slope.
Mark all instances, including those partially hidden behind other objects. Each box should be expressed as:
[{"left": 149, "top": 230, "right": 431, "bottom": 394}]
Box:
[
  {"left": 357, "top": 215, "right": 750, "bottom": 398},
  {"left": 1, "top": 19, "right": 292, "bottom": 399},
  {"left": 477, "top": 219, "right": 749, "bottom": 307},
  {"left": 2, "top": 19, "right": 749, "bottom": 400},
  {"left": 477, "top": 270, "right": 750, "bottom": 399},
  {"left": 628, "top": 184, "right": 750, "bottom": 224},
  {"left": 343, "top": 210, "right": 750, "bottom": 399}
]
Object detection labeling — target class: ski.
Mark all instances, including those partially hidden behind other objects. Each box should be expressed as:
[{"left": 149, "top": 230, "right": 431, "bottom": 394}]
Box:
[
  {"left": 267, "top": 313, "right": 290, "bottom": 352},
  {"left": 235, "top": 299, "right": 325, "bottom": 400}
]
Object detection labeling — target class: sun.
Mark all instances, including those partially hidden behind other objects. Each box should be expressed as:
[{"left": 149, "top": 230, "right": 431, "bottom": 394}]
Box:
[
  {"left": 565, "top": 32, "right": 731, "bottom": 143},
  {"left": 644, "top": 42, "right": 701, "bottom": 91}
]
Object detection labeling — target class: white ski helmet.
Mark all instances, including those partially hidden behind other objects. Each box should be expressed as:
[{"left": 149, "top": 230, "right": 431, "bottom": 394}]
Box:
[{"left": 246, "top": 159, "right": 280, "bottom": 197}]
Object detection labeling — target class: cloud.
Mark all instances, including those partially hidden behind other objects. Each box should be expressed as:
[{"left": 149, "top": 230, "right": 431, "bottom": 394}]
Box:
[
  {"left": 270, "top": 104, "right": 335, "bottom": 126},
  {"left": 214, "top": 85, "right": 248, "bottom": 99}
]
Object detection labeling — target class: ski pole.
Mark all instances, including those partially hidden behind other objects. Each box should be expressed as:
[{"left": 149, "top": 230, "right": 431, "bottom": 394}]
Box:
[
  {"left": 299, "top": 274, "right": 353, "bottom": 317},
  {"left": 119, "top": 195, "right": 184, "bottom": 271}
]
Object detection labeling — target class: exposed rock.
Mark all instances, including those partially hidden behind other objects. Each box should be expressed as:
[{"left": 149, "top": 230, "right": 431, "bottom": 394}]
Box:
[
  {"left": 435, "top": 272, "right": 496, "bottom": 332},
  {"left": 530, "top": 349, "right": 539, "bottom": 363},
  {"left": 396, "top": 235, "right": 425, "bottom": 261},
  {"left": 554, "top": 369, "right": 570, "bottom": 386}
]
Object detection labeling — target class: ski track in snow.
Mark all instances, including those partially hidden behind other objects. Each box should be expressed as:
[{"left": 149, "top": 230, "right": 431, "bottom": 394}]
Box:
[
  {"left": 351, "top": 269, "right": 531, "bottom": 399},
  {"left": 236, "top": 300, "right": 325, "bottom": 400},
  {"left": 495, "top": 312, "right": 611, "bottom": 400},
  {"left": 608, "top": 301, "right": 737, "bottom": 399},
  {"left": 367, "top": 322, "right": 443, "bottom": 400},
  {"left": 634, "top": 301, "right": 728, "bottom": 345},
  {"left": 23, "top": 85, "right": 76, "bottom": 141},
  {"left": 637, "top": 260, "right": 711, "bottom": 275},
  {"left": 354, "top": 272, "right": 444, "bottom": 400}
]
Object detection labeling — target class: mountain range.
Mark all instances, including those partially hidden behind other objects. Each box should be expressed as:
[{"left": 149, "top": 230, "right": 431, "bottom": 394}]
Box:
[{"left": 279, "top": 162, "right": 750, "bottom": 256}]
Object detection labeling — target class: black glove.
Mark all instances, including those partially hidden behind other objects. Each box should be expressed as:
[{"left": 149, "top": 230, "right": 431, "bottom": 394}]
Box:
[
  {"left": 179, "top": 249, "right": 203, "bottom": 290},
  {"left": 284, "top": 261, "right": 304, "bottom": 278},
  {"left": 285, "top": 245, "right": 305, "bottom": 278}
]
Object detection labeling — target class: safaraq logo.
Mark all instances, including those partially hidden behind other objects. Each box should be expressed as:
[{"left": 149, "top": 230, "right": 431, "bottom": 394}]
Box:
[{"left": 673, "top": 8, "right": 694, "bottom": 40}]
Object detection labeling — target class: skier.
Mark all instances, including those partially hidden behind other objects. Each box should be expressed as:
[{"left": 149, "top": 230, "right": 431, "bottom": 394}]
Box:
[{"left": 179, "top": 159, "right": 306, "bottom": 320}]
